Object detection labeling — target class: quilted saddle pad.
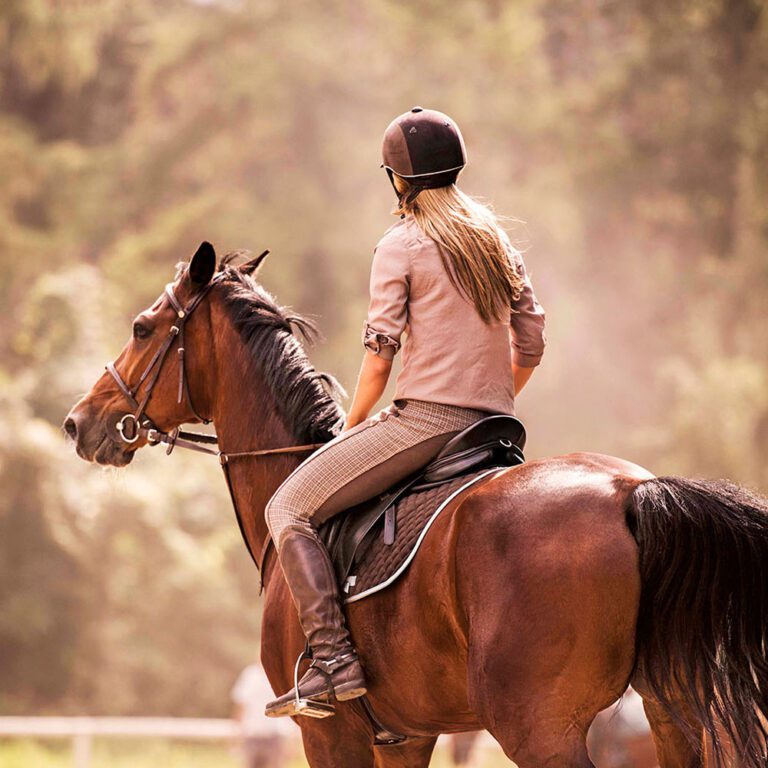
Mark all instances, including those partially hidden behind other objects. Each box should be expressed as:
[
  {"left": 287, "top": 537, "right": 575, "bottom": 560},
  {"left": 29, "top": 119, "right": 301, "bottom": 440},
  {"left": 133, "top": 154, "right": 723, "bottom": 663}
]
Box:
[{"left": 342, "top": 467, "right": 503, "bottom": 603}]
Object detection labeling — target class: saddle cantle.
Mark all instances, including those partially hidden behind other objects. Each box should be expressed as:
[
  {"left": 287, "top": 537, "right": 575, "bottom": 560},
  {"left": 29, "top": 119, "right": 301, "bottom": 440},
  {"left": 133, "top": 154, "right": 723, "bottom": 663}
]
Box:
[
  {"left": 417, "top": 414, "right": 525, "bottom": 486},
  {"left": 318, "top": 415, "right": 526, "bottom": 601}
]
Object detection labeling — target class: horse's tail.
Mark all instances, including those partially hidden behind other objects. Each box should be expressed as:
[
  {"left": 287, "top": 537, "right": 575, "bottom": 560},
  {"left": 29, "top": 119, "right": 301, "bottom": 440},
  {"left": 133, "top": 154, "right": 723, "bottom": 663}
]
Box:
[{"left": 629, "top": 476, "right": 768, "bottom": 767}]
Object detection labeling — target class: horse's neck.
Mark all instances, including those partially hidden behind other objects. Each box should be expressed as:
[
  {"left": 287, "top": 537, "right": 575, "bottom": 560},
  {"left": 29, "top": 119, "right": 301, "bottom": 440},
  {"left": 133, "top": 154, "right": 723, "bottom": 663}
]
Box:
[{"left": 209, "top": 319, "right": 306, "bottom": 571}]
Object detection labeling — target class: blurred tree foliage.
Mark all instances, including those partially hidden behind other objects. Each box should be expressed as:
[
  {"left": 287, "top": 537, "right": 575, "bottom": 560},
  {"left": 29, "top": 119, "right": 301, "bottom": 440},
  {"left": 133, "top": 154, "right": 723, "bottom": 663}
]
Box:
[{"left": 0, "top": 0, "right": 766, "bottom": 715}]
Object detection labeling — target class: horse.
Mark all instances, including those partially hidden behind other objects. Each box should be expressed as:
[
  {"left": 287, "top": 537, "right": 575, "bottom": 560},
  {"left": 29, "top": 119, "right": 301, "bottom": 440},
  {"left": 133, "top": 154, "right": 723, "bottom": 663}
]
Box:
[{"left": 64, "top": 242, "right": 768, "bottom": 768}]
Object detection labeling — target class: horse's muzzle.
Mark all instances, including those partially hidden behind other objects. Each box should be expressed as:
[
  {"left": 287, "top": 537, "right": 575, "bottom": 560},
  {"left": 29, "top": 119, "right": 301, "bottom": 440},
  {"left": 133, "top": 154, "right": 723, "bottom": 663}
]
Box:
[{"left": 64, "top": 403, "right": 136, "bottom": 466}]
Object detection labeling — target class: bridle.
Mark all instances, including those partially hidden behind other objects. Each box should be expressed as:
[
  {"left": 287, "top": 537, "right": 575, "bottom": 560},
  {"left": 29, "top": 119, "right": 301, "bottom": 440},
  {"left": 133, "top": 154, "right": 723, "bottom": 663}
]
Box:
[
  {"left": 106, "top": 275, "right": 220, "bottom": 450},
  {"left": 105, "top": 269, "right": 325, "bottom": 573},
  {"left": 105, "top": 270, "right": 324, "bottom": 457}
]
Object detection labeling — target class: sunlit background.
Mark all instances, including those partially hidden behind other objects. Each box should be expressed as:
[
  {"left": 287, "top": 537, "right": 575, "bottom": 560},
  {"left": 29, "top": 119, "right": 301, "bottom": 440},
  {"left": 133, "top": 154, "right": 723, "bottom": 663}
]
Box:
[{"left": 1, "top": 0, "right": 766, "bottom": 766}]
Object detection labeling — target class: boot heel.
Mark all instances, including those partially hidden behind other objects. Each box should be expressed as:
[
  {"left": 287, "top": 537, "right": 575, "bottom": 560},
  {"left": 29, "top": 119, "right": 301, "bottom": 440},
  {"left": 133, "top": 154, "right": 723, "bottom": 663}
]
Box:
[{"left": 336, "top": 685, "right": 367, "bottom": 702}]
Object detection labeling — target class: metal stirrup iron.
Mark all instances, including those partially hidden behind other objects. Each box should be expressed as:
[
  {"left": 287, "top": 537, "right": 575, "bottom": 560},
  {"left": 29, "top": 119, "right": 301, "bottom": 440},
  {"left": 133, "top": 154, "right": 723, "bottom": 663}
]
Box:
[{"left": 291, "top": 649, "right": 335, "bottom": 719}]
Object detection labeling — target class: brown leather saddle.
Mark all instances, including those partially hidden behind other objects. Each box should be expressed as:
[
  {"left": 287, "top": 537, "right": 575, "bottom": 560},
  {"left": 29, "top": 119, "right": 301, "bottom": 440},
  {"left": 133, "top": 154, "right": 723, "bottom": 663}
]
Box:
[{"left": 318, "top": 414, "right": 526, "bottom": 589}]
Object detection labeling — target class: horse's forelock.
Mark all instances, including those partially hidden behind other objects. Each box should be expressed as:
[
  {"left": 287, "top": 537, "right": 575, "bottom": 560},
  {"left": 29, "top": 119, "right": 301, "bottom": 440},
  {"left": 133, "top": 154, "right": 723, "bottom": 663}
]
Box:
[
  {"left": 173, "top": 261, "right": 188, "bottom": 281},
  {"left": 219, "top": 250, "right": 252, "bottom": 271}
]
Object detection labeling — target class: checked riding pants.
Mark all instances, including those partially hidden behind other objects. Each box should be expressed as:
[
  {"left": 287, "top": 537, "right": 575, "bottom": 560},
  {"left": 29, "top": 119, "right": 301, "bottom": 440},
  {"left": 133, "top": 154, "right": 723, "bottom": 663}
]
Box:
[{"left": 265, "top": 398, "right": 490, "bottom": 548}]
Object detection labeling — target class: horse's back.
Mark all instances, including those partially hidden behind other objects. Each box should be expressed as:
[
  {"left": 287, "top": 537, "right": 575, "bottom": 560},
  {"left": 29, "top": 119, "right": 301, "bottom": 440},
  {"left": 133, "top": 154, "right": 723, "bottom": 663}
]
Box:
[
  {"left": 451, "top": 451, "right": 652, "bottom": 608},
  {"left": 464, "top": 449, "right": 650, "bottom": 532},
  {"left": 351, "top": 451, "right": 652, "bottom": 629}
]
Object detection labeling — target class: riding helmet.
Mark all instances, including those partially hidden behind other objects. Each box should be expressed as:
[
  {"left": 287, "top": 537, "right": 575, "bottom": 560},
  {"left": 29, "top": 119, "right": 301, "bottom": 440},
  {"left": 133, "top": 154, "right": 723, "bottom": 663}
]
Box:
[{"left": 381, "top": 107, "right": 467, "bottom": 198}]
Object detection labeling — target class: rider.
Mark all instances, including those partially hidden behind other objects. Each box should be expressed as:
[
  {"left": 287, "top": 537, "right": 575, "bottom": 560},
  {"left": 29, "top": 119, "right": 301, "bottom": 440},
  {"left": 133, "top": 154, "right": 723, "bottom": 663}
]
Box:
[{"left": 264, "top": 107, "right": 547, "bottom": 718}]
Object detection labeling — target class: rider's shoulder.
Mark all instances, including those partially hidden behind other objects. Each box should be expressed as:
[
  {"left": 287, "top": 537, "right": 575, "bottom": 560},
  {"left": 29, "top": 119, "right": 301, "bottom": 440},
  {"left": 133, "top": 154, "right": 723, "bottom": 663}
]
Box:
[{"left": 375, "top": 214, "right": 422, "bottom": 255}]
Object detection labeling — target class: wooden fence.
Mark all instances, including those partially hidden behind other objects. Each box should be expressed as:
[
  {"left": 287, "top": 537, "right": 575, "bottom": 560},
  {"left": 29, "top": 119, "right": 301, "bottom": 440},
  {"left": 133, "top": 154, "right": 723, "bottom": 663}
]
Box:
[{"left": 0, "top": 716, "right": 243, "bottom": 768}]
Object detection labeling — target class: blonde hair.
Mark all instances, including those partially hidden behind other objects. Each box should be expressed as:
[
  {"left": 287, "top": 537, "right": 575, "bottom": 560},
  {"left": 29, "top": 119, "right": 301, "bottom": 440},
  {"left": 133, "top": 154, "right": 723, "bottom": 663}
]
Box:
[{"left": 393, "top": 177, "right": 523, "bottom": 323}]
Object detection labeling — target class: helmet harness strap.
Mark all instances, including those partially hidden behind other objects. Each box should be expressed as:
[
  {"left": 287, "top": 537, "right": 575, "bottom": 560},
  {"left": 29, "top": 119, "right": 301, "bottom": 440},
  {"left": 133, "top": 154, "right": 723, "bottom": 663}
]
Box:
[{"left": 386, "top": 168, "right": 423, "bottom": 211}]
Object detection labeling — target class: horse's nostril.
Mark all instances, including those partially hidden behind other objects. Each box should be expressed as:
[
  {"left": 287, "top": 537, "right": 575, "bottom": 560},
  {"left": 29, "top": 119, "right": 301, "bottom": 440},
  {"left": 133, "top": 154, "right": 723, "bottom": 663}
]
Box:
[{"left": 64, "top": 417, "right": 78, "bottom": 440}]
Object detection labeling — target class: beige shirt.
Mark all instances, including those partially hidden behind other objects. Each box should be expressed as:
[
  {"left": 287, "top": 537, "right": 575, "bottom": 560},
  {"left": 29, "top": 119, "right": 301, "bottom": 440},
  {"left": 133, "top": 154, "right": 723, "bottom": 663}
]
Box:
[{"left": 362, "top": 215, "right": 546, "bottom": 415}]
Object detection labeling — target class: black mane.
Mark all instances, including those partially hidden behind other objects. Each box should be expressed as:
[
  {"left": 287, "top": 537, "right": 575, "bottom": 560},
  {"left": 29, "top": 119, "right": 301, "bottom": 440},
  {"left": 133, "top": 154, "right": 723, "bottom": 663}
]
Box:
[{"left": 215, "top": 264, "right": 346, "bottom": 444}]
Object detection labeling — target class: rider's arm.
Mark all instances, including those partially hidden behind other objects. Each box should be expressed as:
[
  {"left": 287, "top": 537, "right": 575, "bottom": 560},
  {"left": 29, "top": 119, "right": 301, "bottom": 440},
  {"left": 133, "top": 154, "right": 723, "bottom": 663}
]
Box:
[
  {"left": 343, "top": 352, "right": 392, "bottom": 431},
  {"left": 512, "top": 362, "right": 536, "bottom": 395},
  {"left": 343, "top": 231, "right": 410, "bottom": 431},
  {"left": 509, "top": 250, "right": 546, "bottom": 394}
]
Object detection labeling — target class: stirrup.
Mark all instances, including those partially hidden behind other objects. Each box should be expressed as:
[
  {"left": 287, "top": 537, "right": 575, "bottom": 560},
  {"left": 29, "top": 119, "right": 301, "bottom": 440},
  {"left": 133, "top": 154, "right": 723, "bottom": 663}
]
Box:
[{"left": 292, "top": 649, "right": 336, "bottom": 719}]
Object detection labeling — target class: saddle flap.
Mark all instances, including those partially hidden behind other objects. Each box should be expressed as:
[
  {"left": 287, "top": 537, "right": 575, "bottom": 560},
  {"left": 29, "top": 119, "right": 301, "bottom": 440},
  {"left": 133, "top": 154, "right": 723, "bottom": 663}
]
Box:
[{"left": 319, "top": 472, "right": 420, "bottom": 585}]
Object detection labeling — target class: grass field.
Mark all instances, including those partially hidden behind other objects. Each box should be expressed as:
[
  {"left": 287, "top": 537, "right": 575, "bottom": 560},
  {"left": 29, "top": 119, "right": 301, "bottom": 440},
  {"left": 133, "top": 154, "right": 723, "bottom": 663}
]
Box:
[{"left": 0, "top": 736, "right": 510, "bottom": 768}]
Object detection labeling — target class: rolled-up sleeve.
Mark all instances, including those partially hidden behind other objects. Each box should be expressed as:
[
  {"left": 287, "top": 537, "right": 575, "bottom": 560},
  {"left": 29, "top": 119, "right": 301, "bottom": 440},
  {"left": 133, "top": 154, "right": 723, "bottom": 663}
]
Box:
[
  {"left": 362, "top": 232, "right": 410, "bottom": 361},
  {"left": 509, "top": 253, "right": 547, "bottom": 367}
]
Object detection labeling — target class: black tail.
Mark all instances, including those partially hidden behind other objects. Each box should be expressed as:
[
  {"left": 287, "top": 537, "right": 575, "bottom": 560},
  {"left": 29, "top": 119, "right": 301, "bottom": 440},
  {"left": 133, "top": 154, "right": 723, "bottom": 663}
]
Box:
[{"left": 630, "top": 476, "right": 768, "bottom": 767}]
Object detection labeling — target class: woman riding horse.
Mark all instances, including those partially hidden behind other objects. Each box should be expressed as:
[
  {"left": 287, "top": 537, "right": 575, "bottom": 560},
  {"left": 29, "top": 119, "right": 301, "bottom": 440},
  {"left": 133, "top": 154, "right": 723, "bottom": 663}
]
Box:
[
  {"left": 263, "top": 107, "right": 547, "bottom": 717},
  {"left": 64, "top": 128, "right": 768, "bottom": 764}
]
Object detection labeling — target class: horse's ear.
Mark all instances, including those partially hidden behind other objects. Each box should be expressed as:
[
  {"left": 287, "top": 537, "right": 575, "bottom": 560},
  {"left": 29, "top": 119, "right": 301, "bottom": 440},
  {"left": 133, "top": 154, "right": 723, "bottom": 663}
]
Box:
[
  {"left": 189, "top": 241, "right": 216, "bottom": 286},
  {"left": 241, "top": 249, "right": 270, "bottom": 276}
]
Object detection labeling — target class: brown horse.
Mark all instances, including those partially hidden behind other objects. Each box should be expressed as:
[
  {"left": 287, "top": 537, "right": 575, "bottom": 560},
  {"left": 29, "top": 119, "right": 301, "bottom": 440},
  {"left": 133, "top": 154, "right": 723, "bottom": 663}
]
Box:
[{"left": 65, "top": 243, "right": 768, "bottom": 768}]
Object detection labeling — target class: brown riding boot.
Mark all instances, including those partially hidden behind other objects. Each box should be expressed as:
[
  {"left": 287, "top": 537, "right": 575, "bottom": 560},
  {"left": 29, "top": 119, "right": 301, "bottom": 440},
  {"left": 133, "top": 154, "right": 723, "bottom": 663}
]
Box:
[{"left": 265, "top": 527, "right": 367, "bottom": 718}]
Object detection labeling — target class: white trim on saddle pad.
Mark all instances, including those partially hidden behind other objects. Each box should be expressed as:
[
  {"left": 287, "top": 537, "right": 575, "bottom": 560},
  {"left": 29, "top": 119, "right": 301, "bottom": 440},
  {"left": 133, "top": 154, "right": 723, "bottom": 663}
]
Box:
[{"left": 344, "top": 467, "right": 503, "bottom": 604}]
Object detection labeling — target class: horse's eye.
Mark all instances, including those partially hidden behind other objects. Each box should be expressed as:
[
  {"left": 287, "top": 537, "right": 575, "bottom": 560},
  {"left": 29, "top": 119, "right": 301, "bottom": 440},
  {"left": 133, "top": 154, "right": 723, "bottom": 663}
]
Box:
[{"left": 133, "top": 322, "right": 152, "bottom": 341}]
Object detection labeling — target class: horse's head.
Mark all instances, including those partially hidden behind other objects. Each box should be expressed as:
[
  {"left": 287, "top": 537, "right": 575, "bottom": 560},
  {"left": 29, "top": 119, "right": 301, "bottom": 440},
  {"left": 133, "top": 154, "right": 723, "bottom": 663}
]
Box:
[{"left": 64, "top": 241, "right": 223, "bottom": 466}]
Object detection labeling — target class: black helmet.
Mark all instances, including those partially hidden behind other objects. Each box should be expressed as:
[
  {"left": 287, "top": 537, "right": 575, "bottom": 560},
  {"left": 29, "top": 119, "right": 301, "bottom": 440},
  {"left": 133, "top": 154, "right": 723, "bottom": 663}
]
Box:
[{"left": 381, "top": 107, "right": 467, "bottom": 201}]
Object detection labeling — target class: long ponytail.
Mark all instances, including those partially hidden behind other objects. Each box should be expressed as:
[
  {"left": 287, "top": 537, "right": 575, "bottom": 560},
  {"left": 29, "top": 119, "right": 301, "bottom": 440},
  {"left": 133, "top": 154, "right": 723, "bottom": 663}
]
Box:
[{"left": 394, "top": 179, "right": 524, "bottom": 324}]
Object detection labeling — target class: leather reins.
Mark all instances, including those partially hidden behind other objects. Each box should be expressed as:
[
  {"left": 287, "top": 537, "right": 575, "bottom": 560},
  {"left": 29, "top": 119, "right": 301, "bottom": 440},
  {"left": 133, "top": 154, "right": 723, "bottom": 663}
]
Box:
[{"left": 105, "top": 271, "right": 325, "bottom": 570}]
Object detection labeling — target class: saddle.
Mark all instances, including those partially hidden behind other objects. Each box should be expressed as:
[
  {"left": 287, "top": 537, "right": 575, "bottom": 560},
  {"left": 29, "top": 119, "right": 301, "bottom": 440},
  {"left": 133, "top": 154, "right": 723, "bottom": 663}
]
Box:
[{"left": 318, "top": 415, "right": 526, "bottom": 601}]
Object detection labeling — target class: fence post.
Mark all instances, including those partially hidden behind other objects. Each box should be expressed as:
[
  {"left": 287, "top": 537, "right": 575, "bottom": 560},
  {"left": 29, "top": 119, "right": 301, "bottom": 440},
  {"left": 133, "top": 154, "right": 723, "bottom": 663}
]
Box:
[{"left": 72, "top": 732, "right": 92, "bottom": 768}]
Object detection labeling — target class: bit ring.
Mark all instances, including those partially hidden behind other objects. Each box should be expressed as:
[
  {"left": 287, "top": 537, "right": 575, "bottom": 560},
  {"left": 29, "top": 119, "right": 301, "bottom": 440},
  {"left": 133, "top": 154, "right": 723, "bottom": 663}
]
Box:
[{"left": 116, "top": 413, "right": 140, "bottom": 444}]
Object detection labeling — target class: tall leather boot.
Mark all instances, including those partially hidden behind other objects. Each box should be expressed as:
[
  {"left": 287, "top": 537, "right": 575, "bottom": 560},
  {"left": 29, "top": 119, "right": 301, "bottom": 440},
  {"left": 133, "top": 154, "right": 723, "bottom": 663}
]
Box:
[{"left": 265, "top": 526, "right": 367, "bottom": 718}]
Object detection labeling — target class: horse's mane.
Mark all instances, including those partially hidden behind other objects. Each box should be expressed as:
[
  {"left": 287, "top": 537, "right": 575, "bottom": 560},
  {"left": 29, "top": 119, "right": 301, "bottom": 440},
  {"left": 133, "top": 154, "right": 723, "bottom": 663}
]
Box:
[{"left": 211, "top": 256, "right": 346, "bottom": 444}]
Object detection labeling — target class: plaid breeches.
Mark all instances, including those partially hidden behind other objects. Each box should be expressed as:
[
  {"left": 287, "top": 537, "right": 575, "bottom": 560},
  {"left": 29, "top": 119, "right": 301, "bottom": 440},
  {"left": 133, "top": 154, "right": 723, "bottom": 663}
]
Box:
[{"left": 265, "top": 398, "right": 491, "bottom": 548}]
